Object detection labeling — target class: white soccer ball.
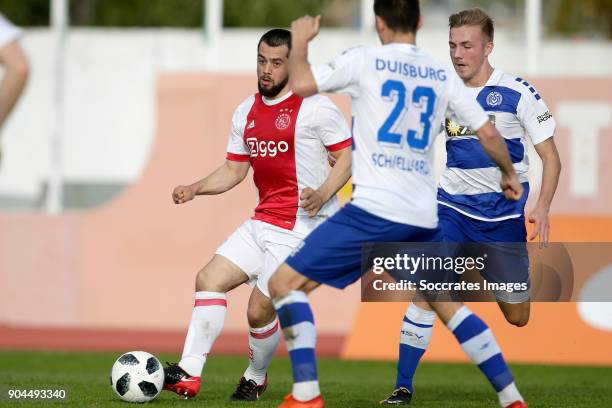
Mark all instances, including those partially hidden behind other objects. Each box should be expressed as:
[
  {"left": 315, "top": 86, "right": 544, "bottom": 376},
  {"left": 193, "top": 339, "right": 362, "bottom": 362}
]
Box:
[{"left": 111, "top": 351, "right": 164, "bottom": 403}]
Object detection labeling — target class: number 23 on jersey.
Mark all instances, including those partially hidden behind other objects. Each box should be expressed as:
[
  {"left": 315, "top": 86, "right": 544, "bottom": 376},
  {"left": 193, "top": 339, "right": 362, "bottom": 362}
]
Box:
[{"left": 377, "top": 80, "right": 436, "bottom": 152}]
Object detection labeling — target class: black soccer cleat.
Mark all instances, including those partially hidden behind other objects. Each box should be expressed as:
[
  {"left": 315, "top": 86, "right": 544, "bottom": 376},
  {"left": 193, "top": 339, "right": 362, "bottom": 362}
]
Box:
[
  {"left": 163, "top": 362, "right": 201, "bottom": 398},
  {"left": 229, "top": 374, "right": 268, "bottom": 401},
  {"left": 380, "top": 387, "right": 412, "bottom": 405}
]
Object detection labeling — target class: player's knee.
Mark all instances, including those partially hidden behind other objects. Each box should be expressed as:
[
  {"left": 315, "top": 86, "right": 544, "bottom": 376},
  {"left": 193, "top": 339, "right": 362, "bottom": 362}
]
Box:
[
  {"left": 247, "top": 301, "right": 275, "bottom": 328},
  {"left": 268, "top": 265, "right": 291, "bottom": 299},
  {"left": 268, "top": 275, "right": 283, "bottom": 300},
  {"left": 195, "top": 266, "right": 227, "bottom": 292},
  {"left": 507, "top": 315, "right": 529, "bottom": 327},
  {"left": 504, "top": 307, "right": 530, "bottom": 327}
]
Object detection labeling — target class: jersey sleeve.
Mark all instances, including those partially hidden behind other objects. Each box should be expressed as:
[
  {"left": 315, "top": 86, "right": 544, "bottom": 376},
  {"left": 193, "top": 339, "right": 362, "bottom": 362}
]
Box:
[
  {"left": 445, "top": 70, "right": 489, "bottom": 131},
  {"left": 310, "top": 46, "right": 366, "bottom": 98},
  {"left": 0, "top": 13, "right": 21, "bottom": 49},
  {"left": 312, "top": 97, "right": 352, "bottom": 151},
  {"left": 517, "top": 89, "right": 556, "bottom": 145},
  {"left": 225, "top": 103, "right": 250, "bottom": 162}
]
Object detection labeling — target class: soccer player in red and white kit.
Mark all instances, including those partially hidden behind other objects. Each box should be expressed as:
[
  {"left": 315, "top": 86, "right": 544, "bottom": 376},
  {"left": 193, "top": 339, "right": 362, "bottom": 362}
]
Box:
[{"left": 164, "top": 29, "right": 352, "bottom": 401}]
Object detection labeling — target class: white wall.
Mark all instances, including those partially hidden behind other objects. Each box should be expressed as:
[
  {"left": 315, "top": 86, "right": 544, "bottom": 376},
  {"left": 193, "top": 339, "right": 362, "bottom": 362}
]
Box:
[{"left": 0, "top": 27, "right": 609, "bottom": 201}]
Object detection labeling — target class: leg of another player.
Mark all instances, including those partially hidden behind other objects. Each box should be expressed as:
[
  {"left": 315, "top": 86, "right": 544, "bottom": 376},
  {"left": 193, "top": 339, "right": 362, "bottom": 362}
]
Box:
[
  {"left": 387, "top": 299, "right": 436, "bottom": 404},
  {"left": 179, "top": 255, "right": 249, "bottom": 379},
  {"left": 497, "top": 300, "right": 530, "bottom": 327},
  {"left": 240, "top": 287, "right": 279, "bottom": 391},
  {"left": 429, "top": 301, "right": 526, "bottom": 407},
  {"left": 268, "top": 263, "right": 322, "bottom": 406}
]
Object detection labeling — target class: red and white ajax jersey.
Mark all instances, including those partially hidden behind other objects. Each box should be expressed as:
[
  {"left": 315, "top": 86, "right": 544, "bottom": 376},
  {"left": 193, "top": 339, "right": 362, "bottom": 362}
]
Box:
[{"left": 226, "top": 91, "right": 351, "bottom": 234}]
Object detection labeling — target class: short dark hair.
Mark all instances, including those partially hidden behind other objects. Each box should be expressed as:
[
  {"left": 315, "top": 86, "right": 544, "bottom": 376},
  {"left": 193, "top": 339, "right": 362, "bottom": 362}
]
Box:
[
  {"left": 449, "top": 8, "right": 494, "bottom": 41},
  {"left": 374, "top": 0, "right": 420, "bottom": 34},
  {"left": 258, "top": 29, "right": 291, "bottom": 54}
]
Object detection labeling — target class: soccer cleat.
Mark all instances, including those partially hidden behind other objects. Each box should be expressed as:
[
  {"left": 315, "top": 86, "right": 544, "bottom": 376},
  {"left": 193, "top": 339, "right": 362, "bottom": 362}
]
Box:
[
  {"left": 163, "top": 362, "right": 201, "bottom": 398},
  {"left": 229, "top": 375, "right": 269, "bottom": 401},
  {"left": 379, "top": 387, "right": 412, "bottom": 405},
  {"left": 278, "top": 393, "right": 325, "bottom": 408},
  {"left": 506, "top": 402, "right": 528, "bottom": 408}
]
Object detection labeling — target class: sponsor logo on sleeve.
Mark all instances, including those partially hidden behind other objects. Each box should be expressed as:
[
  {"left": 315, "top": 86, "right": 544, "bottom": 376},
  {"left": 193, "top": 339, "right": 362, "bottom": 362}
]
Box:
[
  {"left": 445, "top": 115, "right": 495, "bottom": 137},
  {"left": 537, "top": 110, "right": 552, "bottom": 123}
]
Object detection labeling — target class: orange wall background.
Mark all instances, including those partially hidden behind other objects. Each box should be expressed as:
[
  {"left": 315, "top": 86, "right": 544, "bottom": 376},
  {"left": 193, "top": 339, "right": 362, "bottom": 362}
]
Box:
[{"left": 0, "top": 73, "right": 610, "bottom": 365}]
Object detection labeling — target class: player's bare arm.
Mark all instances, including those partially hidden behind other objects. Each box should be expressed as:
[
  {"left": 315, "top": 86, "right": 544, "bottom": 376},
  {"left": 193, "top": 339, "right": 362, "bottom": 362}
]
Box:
[
  {"left": 0, "top": 40, "right": 29, "bottom": 162},
  {"left": 289, "top": 15, "right": 320, "bottom": 97},
  {"left": 172, "top": 160, "right": 250, "bottom": 204},
  {"left": 300, "top": 145, "right": 351, "bottom": 217},
  {"left": 529, "top": 137, "right": 561, "bottom": 245},
  {"left": 475, "top": 121, "right": 523, "bottom": 201},
  {"left": 0, "top": 41, "right": 28, "bottom": 129}
]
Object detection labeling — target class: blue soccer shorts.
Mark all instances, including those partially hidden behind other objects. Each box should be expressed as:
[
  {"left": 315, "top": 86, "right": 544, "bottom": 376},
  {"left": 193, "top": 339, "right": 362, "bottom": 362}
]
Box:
[
  {"left": 438, "top": 204, "right": 530, "bottom": 303},
  {"left": 285, "top": 203, "right": 442, "bottom": 289}
]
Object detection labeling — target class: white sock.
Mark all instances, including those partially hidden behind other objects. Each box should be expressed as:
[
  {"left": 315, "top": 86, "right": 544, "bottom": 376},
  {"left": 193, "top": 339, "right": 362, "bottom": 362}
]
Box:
[
  {"left": 499, "top": 382, "right": 524, "bottom": 407},
  {"left": 401, "top": 302, "right": 436, "bottom": 348},
  {"left": 243, "top": 319, "right": 281, "bottom": 385},
  {"left": 179, "top": 291, "right": 227, "bottom": 377},
  {"left": 293, "top": 381, "right": 321, "bottom": 402}
]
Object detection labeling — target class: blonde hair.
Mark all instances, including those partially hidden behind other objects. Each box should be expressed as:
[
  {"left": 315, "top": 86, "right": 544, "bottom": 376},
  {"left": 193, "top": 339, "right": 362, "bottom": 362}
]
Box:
[{"left": 449, "top": 7, "right": 494, "bottom": 41}]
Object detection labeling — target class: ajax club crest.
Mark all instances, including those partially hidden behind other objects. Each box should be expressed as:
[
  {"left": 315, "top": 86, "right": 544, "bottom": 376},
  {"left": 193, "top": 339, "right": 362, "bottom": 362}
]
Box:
[{"left": 275, "top": 108, "right": 293, "bottom": 130}]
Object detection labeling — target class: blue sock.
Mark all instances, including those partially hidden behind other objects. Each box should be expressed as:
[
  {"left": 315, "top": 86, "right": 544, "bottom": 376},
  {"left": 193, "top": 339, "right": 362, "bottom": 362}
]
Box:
[
  {"left": 395, "top": 303, "right": 436, "bottom": 393},
  {"left": 447, "top": 306, "right": 517, "bottom": 394},
  {"left": 273, "top": 291, "right": 320, "bottom": 401}
]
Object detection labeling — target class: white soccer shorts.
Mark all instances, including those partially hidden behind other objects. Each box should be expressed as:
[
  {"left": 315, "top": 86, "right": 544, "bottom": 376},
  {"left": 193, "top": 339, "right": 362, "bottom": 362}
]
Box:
[{"left": 215, "top": 219, "right": 316, "bottom": 298}]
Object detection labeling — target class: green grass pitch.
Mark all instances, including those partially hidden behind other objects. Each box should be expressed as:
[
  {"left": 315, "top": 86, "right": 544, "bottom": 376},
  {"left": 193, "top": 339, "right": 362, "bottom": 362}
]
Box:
[{"left": 1, "top": 351, "right": 611, "bottom": 407}]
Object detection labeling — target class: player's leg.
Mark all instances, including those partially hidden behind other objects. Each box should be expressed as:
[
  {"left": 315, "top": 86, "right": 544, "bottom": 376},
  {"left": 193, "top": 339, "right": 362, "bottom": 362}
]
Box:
[
  {"left": 269, "top": 262, "right": 321, "bottom": 296},
  {"left": 432, "top": 214, "right": 527, "bottom": 406},
  {"left": 183, "top": 254, "right": 250, "bottom": 367},
  {"left": 269, "top": 263, "right": 322, "bottom": 406},
  {"left": 269, "top": 204, "right": 379, "bottom": 407},
  {"left": 429, "top": 301, "right": 526, "bottom": 407},
  {"left": 165, "top": 255, "right": 250, "bottom": 397},
  {"left": 497, "top": 301, "right": 530, "bottom": 327},
  {"left": 166, "top": 221, "right": 264, "bottom": 398},
  {"left": 230, "top": 286, "right": 278, "bottom": 401},
  {"left": 233, "top": 226, "right": 313, "bottom": 401},
  {"left": 386, "top": 206, "right": 467, "bottom": 404},
  {"left": 383, "top": 299, "right": 436, "bottom": 405},
  {"left": 483, "top": 219, "right": 531, "bottom": 327}
]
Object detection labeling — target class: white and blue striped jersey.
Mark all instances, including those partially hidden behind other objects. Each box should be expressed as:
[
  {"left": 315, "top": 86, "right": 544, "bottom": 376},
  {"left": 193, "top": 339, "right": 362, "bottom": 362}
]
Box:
[
  {"left": 311, "top": 44, "right": 489, "bottom": 228},
  {"left": 438, "top": 69, "right": 556, "bottom": 221}
]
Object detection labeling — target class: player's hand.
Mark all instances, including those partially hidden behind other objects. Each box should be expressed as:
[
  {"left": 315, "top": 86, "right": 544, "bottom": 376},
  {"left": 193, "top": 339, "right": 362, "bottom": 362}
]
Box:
[
  {"left": 172, "top": 185, "right": 196, "bottom": 204},
  {"left": 500, "top": 173, "right": 523, "bottom": 201},
  {"left": 291, "top": 15, "right": 321, "bottom": 45},
  {"left": 327, "top": 152, "right": 337, "bottom": 167},
  {"left": 528, "top": 206, "right": 550, "bottom": 248},
  {"left": 300, "top": 187, "right": 324, "bottom": 217}
]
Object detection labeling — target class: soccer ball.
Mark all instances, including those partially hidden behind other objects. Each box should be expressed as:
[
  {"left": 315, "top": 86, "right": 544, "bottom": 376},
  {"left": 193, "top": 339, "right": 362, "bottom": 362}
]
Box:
[{"left": 110, "top": 351, "right": 164, "bottom": 403}]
